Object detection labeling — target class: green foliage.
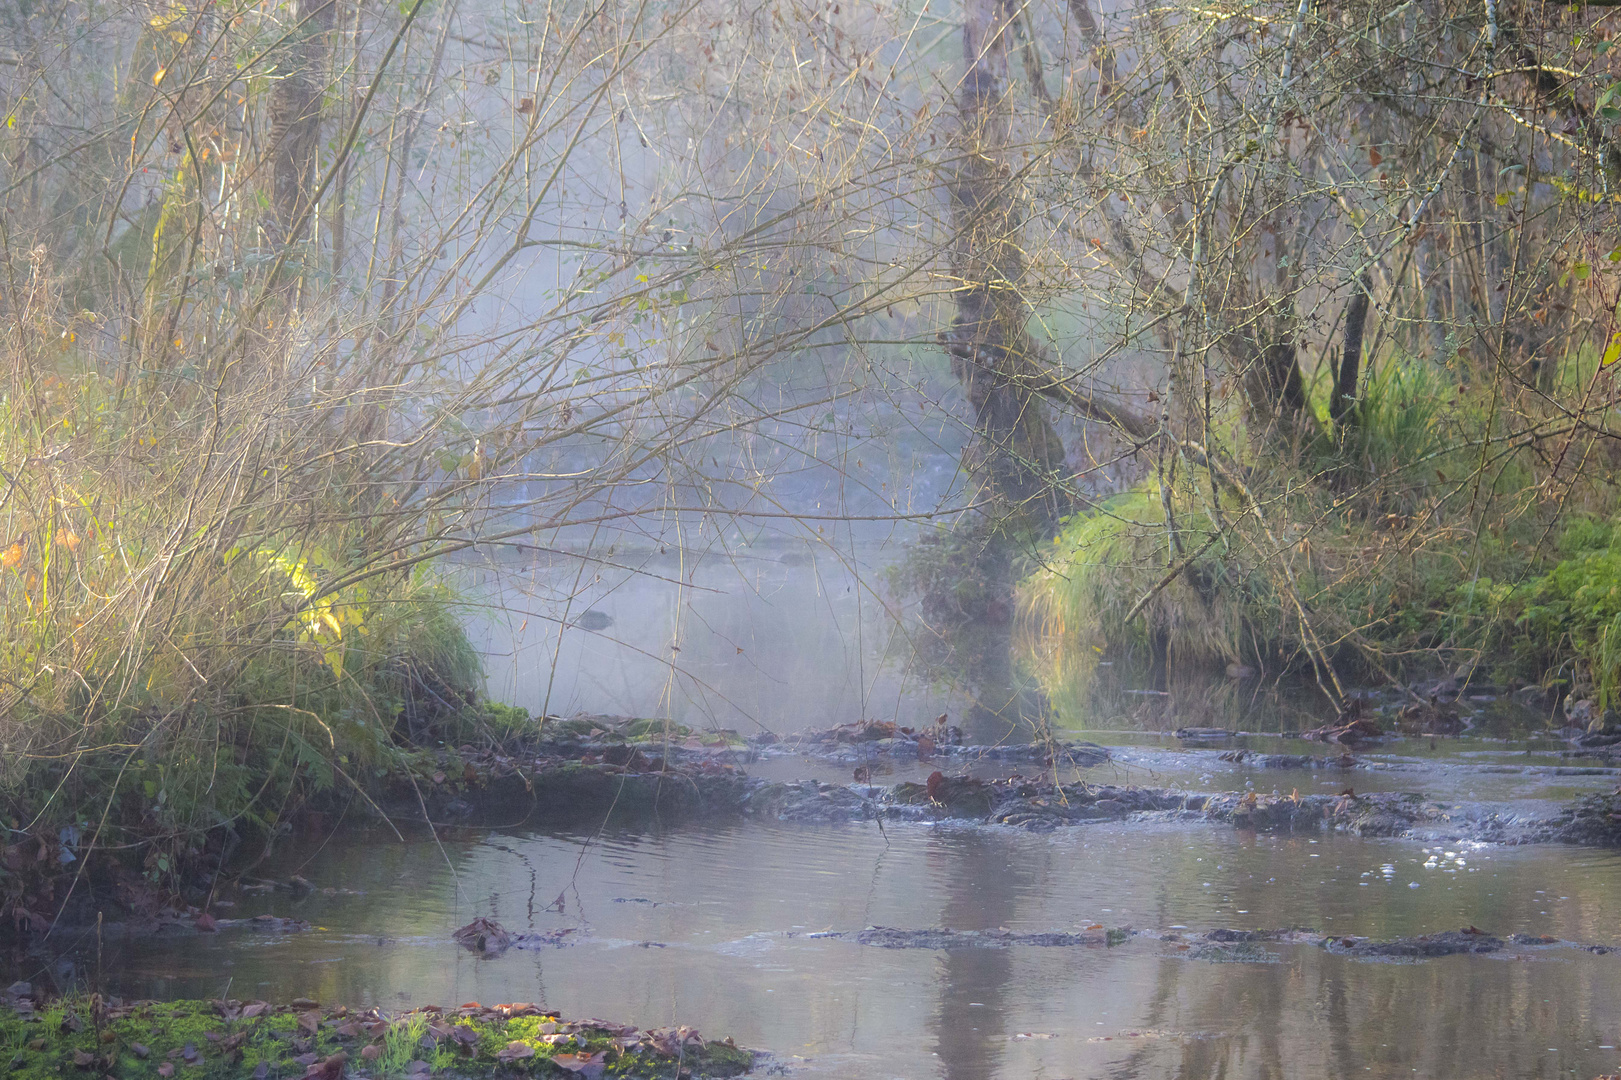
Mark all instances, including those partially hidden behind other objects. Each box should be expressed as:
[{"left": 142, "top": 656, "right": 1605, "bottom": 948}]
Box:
[
  {"left": 1477, "top": 519, "right": 1621, "bottom": 705},
  {"left": 1336, "top": 358, "right": 1448, "bottom": 487},
  {"left": 0, "top": 998, "right": 752, "bottom": 1079},
  {"left": 1020, "top": 486, "right": 1267, "bottom": 704},
  {"left": 0, "top": 342, "right": 497, "bottom": 908},
  {"left": 1019, "top": 343, "right": 1621, "bottom": 713}
]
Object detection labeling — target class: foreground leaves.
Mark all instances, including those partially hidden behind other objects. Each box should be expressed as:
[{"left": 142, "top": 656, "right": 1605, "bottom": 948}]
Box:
[{"left": 0, "top": 992, "right": 753, "bottom": 1079}]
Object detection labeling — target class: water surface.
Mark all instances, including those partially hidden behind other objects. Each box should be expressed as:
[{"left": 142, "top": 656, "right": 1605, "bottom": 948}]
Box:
[{"left": 36, "top": 800, "right": 1621, "bottom": 1080}]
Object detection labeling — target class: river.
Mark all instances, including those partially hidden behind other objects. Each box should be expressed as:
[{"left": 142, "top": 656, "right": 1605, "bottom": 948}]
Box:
[{"left": 15, "top": 545, "right": 1621, "bottom": 1080}]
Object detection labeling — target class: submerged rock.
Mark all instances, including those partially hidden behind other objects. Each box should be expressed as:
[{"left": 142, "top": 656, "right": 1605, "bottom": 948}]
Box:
[
  {"left": 1218, "top": 749, "right": 1359, "bottom": 769},
  {"left": 1173, "top": 727, "right": 1238, "bottom": 741},
  {"left": 1324, "top": 928, "right": 1503, "bottom": 958},
  {"left": 573, "top": 609, "right": 614, "bottom": 631},
  {"left": 854, "top": 926, "right": 1108, "bottom": 949},
  {"left": 741, "top": 780, "right": 881, "bottom": 823},
  {"left": 1184, "top": 941, "right": 1281, "bottom": 963},
  {"left": 826, "top": 923, "right": 1585, "bottom": 963},
  {"left": 1543, "top": 791, "right": 1621, "bottom": 845},
  {"left": 1300, "top": 717, "right": 1387, "bottom": 745},
  {"left": 453, "top": 918, "right": 577, "bottom": 954},
  {"left": 373, "top": 715, "right": 1621, "bottom": 850}
]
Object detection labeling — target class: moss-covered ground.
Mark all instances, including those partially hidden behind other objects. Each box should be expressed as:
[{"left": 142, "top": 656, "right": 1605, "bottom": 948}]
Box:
[{"left": 0, "top": 996, "right": 754, "bottom": 1079}]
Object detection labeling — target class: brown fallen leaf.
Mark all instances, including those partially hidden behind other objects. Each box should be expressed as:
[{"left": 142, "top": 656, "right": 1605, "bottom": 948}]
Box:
[
  {"left": 552, "top": 1050, "right": 608, "bottom": 1077},
  {"left": 360, "top": 1044, "right": 382, "bottom": 1062},
  {"left": 495, "top": 1041, "right": 536, "bottom": 1062},
  {"left": 305, "top": 1051, "right": 347, "bottom": 1079},
  {"left": 297, "top": 1010, "right": 321, "bottom": 1035},
  {"left": 157, "top": 1064, "right": 175, "bottom": 1079}
]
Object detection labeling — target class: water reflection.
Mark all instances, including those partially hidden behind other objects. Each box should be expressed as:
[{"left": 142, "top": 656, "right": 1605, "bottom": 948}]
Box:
[{"left": 928, "top": 831, "right": 1019, "bottom": 1080}]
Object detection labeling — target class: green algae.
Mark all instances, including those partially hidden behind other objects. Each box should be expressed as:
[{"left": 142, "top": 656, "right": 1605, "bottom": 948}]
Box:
[{"left": 0, "top": 998, "right": 754, "bottom": 1079}]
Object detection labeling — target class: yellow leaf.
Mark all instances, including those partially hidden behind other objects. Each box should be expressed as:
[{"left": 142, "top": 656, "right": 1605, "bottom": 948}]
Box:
[
  {"left": 59, "top": 531, "right": 81, "bottom": 552},
  {"left": 153, "top": 67, "right": 167, "bottom": 86},
  {"left": 1603, "top": 333, "right": 1621, "bottom": 366},
  {"left": 1, "top": 542, "right": 23, "bottom": 568}
]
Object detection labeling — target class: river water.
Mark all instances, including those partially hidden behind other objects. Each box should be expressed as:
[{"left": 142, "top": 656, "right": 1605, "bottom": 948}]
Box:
[{"left": 21, "top": 547, "right": 1621, "bottom": 1079}]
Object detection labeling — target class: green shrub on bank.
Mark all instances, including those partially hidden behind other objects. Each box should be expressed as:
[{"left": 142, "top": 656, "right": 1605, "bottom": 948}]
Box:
[
  {"left": 0, "top": 328, "right": 500, "bottom": 922},
  {"left": 1020, "top": 488, "right": 1261, "bottom": 684},
  {"left": 1445, "top": 518, "right": 1621, "bottom": 706},
  {"left": 1017, "top": 352, "right": 1620, "bottom": 709}
]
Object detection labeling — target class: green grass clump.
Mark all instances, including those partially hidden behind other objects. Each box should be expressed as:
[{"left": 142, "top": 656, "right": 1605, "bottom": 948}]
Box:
[{"left": 1020, "top": 486, "right": 1266, "bottom": 698}]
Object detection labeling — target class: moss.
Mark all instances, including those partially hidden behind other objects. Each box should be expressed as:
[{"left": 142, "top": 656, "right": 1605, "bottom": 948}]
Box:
[{"left": 0, "top": 998, "right": 754, "bottom": 1079}]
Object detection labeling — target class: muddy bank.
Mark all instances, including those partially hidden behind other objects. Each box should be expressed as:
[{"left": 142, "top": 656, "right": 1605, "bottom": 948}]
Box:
[
  {"left": 750, "top": 719, "right": 1110, "bottom": 767},
  {"left": 381, "top": 714, "right": 1109, "bottom": 826},
  {"left": 0, "top": 987, "right": 753, "bottom": 1079},
  {"left": 830, "top": 924, "right": 1616, "bottom": 959},
  {"left": 391, "top": 723, "right": 1621, "bottom": 847},
  {"left": 407, "top": 756, "right": 1511, "bottom": 842}
]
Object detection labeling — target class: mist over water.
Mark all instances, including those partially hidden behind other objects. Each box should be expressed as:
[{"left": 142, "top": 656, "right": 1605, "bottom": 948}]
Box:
[{"left": 466, "top": 540, "right": 961, "bottom": 734}]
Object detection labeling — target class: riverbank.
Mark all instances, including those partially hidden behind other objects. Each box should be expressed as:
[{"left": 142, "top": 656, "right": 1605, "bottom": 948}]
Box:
[{"left": 0, "top": 987, "right": 753, "bottom": 1079}]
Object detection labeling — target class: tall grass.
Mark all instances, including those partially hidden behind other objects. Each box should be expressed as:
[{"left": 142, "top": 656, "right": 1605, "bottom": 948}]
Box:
[{"left": 1019, "top": 488, "right": 1266, "bottom": 702}]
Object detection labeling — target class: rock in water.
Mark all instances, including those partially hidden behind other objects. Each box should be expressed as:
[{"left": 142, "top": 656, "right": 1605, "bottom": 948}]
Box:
[
  {"left": 453, "top": 917, "right": 512, "bottom": 954},
  {"left": 575, "top": 610, "right": 613, "bottom": 631}
]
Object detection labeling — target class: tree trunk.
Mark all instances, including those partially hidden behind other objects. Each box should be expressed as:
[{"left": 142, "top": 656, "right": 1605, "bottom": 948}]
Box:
[
  {"left": 946, "top": 0, "right": 1072, "bottom": 531},
  {"left": 1331, "top": 273, "right": 1373, "bottom": 427},
  {"left": 936, "top": 0, "right": 1074, "bottom": 740},
  {"left": 268, "top": 0, "right": 336, "bottom": 245}
]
